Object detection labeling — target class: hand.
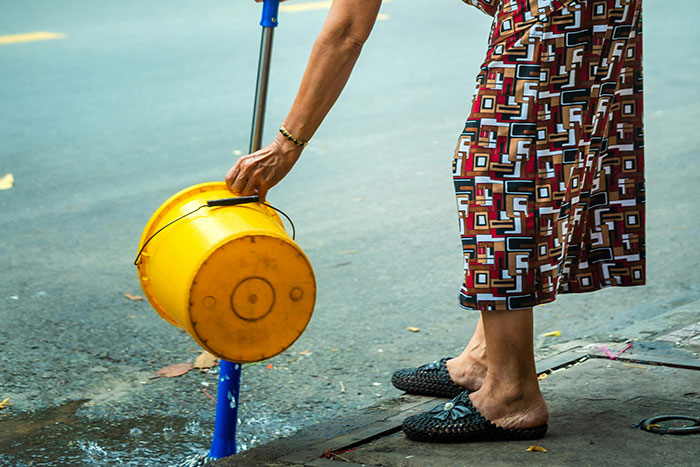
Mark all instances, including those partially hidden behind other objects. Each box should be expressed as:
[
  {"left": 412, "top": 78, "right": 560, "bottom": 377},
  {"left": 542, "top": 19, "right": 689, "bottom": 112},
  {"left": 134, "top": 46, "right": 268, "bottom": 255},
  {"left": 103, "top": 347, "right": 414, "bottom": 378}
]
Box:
[{"left": 225, "top": 134, "right": 303, "bottom": 201}]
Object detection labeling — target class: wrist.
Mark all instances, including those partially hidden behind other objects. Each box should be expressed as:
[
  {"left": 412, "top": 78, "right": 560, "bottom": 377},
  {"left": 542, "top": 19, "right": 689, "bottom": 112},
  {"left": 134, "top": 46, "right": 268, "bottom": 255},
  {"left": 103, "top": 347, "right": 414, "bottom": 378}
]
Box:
[
  {"left": 274, "top": 133, "right": 305, "bottom": 157},
  {"left": 279, "top": 123, "right": 309, "bottom": 148}
]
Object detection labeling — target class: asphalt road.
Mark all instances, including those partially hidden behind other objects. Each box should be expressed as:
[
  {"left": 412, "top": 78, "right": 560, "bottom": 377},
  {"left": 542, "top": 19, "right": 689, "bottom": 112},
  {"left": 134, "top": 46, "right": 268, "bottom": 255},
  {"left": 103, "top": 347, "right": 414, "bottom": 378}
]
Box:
[{"left": 1, "top": 0, "right": 699, "bottom": 465}]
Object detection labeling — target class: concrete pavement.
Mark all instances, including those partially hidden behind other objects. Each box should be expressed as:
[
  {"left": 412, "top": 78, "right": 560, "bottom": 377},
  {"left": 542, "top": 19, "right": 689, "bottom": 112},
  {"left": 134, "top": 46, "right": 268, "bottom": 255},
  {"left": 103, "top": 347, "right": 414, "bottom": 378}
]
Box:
[{"left": 217, "top": 338, "right": 700, "bottom": 466}]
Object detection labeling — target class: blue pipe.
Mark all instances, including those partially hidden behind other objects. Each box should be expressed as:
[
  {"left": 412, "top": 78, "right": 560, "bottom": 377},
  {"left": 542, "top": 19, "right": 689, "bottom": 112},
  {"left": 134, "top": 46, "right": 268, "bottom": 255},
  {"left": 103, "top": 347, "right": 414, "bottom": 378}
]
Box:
[
  {"left": 208, "top": 360, "right": 242, "bottom": 459},
  {"left": 260, "top": 0, "right": 281, "bottom": 28}
]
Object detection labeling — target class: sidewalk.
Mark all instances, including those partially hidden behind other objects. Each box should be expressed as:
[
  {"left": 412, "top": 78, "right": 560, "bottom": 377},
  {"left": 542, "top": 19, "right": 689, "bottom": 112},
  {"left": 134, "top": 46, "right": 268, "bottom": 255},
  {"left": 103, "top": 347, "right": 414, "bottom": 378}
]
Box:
[{"left": 215, "top": 340, "right": 700, "bottom": 466}]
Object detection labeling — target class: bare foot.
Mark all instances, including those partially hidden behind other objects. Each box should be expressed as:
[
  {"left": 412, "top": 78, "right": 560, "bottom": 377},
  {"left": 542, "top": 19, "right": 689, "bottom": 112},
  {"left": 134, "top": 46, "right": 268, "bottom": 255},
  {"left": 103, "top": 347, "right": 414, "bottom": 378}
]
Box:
[
  {"left": 446, "top": 316, "right": 488, "bottom": 391},
  {"left": 446, "top": 350, "right": 487, "bottom": 392},
  {"left": 468, "top": 380, "right": 549, "bottom": 430}
]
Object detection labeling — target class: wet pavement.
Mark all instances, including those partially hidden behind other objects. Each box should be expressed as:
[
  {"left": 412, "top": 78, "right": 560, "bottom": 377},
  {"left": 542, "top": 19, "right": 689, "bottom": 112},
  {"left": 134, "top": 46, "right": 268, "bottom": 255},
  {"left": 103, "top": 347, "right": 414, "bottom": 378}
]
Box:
[
  {"left": 2, "top": 0, "right": 700, "bottom": 465},
  {"left": 1, "top": 401, "right": 211, "bottom": 466}
]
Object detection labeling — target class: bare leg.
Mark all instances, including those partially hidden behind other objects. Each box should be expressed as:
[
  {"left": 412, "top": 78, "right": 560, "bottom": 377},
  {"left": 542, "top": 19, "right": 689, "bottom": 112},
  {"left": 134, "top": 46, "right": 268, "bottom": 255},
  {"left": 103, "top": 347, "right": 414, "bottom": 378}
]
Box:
[
  {"left": 468, "top": 308, "right": 549, "bottom": 429},
  {"left": 446, "top": 315, "right": 488, "bottom": 391}
]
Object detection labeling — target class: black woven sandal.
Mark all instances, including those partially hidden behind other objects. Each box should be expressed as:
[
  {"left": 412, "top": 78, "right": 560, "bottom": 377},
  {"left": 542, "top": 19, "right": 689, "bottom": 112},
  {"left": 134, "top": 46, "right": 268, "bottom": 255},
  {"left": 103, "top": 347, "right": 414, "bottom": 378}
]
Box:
[
  {"left": 402, "top": 391, "right": 548, "bottom": 443},
  {"left": 391, "top": 357, "right": 465, "bottom": 398}
]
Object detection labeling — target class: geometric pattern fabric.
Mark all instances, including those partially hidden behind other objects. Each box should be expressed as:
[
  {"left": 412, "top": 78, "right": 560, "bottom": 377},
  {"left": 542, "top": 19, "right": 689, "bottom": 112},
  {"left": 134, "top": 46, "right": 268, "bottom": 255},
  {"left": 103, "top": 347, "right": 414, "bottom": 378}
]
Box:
[{"left": 455, "top": 0, "right": 645, "bottom": 310}]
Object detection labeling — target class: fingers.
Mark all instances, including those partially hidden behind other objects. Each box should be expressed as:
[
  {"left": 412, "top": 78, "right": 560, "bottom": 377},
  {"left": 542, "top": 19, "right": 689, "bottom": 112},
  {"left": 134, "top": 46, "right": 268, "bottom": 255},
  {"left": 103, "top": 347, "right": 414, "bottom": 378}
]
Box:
[
  {"left": 257, "top": 181, "right": 270, "bottom": 203},
  {"left": 230, "top": 170, "right": 249, "bottom": 195},
  {"left": 227, "top": 155, "right": 264, "bottom": 197},
  {"left": 227, "top": 153, "right": 255, "bottom": 193},
  {"left": 225, "top": 139, "right": 299, "bottom": 200},
  {"left": 225, "top": 163, "right": 241, "bottom": 191},
  {"left": 241, "top": 171, "right": 259, "bottom": 197}
]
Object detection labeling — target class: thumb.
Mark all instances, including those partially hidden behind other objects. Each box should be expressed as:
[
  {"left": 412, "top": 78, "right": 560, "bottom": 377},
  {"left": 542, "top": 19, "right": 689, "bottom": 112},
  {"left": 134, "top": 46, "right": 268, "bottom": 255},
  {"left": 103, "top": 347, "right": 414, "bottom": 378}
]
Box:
[{"left": 257, "top": 184, "right": 269, "bottom": 203}]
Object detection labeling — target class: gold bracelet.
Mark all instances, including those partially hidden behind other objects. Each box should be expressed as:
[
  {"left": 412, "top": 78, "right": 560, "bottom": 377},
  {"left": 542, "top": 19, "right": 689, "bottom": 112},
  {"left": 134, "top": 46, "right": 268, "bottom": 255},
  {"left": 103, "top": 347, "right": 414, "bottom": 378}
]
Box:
[{"left": 279, "top": 124, "right": 308, "bottom": 147}]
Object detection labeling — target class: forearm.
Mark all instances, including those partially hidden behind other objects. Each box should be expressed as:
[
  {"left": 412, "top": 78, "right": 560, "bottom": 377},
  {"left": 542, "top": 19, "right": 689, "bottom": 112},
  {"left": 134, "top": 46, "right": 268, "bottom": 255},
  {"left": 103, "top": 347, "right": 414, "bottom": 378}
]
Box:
[
  {"left": 226, "top": 1, "right": 382, "bottom": 198},
  {"left": 280, "top": 0, "right": 382, "bottom": 143}
]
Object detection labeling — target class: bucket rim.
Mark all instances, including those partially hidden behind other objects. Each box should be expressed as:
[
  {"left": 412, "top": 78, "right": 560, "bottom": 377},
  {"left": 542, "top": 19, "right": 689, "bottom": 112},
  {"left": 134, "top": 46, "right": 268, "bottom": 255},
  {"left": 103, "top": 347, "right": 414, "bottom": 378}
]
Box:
[
  {"left": 137, "top": 182, "right": 282, "bottom": 253},
  {"left": 135, "top": 182, "right": 291, "bottom": 332}
]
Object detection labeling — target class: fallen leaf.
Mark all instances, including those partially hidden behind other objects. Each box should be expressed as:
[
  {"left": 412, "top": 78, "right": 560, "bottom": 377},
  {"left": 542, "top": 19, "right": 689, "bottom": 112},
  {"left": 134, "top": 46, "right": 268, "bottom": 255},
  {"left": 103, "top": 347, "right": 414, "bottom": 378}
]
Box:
[
  {"left": 193, "top": 351, "right": 218, "bottom": 369},
  {"left": 331, "top": 348, "right": 339, "bottom": 352},
  {"left": 124, "top": 293, "right": 144, "bottom": 301},
  {"left": 156, "top": 362, "right": 192, "bottom": 378},
  {"left": 266, "top": 364, "right": 273, "bottom": 369},
  {"left": 544, "top": 330, "right": 561, "bottom": 337},
  {"left": 0, "top": 398, "right": 12, "bottom": 410},
  {"left": 537, "top": 373, "right": 549, "bottom": 381},
  {"left": 299, "top": 350, "right": 312, "bottom": 356},
  {"left": 526, "top": 445, "right": 548, "bottom": 453},
  {"left": 407, "top": 327, "right": 420, "bottom": 333},
  {"left": 0, "top": 173, "right": 14, "bottom": 191}
]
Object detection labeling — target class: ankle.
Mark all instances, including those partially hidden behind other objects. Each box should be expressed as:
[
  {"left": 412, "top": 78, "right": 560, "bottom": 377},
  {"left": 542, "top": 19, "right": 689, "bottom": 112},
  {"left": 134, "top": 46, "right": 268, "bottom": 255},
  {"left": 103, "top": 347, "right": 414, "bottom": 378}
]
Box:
[
  {"left": 446, "top": 357, "right": 488, "bottom": 392},
  {"left": 466, "top": 342, "right": 487, "bottom": 362},
  {"left": 456, "top": 342, "right": 487, "bottom": 364}
]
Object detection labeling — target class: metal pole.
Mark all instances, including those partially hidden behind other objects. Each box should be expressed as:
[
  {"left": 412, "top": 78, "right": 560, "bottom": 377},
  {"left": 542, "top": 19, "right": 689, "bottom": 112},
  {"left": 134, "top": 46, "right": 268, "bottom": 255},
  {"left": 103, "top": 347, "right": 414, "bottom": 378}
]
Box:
[{"left": 249, "top": 27, "right": 275, "bottom": 154}]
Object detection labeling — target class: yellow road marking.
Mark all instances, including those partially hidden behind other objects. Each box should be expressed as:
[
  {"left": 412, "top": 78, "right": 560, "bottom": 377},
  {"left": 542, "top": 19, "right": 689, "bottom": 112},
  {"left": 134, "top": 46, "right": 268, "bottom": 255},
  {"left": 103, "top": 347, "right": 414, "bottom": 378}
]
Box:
[
  {"left": 0, "top": 31, "right": 66, "bottom": 46},
  {"left": 280, "top": 1, "right": 332, "bottom": 13}
]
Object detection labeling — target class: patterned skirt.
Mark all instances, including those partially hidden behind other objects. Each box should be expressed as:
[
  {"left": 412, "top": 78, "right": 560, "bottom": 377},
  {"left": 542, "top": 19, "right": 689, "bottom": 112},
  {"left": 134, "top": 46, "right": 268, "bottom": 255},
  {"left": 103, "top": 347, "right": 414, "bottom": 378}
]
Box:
[{"left": 454, "top": 0, "right": 645, "bottom": 311}]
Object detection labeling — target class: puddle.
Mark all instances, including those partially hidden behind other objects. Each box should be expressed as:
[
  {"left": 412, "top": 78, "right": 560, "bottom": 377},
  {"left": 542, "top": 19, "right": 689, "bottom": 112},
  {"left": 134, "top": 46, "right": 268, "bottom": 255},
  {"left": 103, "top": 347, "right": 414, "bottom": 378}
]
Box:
[{"left": 0, "top": 399, "right": 299, "bottom": 466}]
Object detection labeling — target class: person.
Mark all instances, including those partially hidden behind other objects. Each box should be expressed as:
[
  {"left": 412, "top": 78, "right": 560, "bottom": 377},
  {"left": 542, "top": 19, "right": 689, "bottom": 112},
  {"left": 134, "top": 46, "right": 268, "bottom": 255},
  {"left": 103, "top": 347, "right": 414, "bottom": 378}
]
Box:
[{"left": 226, "top": 0, "right": 645, "bottom": 443}]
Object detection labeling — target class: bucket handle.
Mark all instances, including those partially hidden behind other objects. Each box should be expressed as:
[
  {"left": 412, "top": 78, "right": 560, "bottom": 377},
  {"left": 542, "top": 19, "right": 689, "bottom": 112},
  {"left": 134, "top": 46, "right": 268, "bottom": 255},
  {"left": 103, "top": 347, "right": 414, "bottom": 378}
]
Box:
[
  {"left": 209, "top": 197, "right": 296, "bottom": 240},
  {"left": 134, "top": 197, "right": 295, "bottom": 266},
  {"left": 208, "top": 197, "right": 296, "bottom": 240}
]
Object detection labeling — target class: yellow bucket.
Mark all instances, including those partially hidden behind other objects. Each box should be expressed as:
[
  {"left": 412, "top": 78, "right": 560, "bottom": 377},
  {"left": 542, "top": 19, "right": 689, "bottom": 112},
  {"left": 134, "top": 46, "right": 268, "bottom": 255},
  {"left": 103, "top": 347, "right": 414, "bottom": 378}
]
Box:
[{"left": 136, "top": 182, "right": 316, "bottom": 363}]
